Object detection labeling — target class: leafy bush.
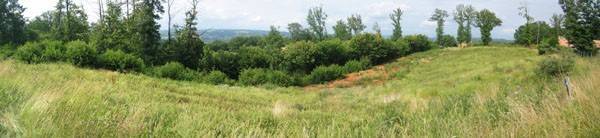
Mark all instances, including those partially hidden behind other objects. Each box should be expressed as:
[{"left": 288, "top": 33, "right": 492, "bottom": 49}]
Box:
[
  {"left": 282, "top": 41, "right": 319, "bottom": 73},
  {"left": 65, "top": 41, "right": 97, "bottom": 66},
  {"left": 14, "top": 42, "right": 45, "bottom": 63},
  {"left": 0, "top": 43, "right": 17, "bottom": 59},
  {"left": 152, "top": 62, "right": 198, "bottom": 81},
  {"left": 402, "top": 35, "right": 433, "bottom": 54},
  {"left": 538, "top": 54, "right": 575, "bottom": 76},
  {"left": 200, "top": 50, "right": 241, "bottom": 78},
  {"left": 305, "top": 65, "right": 345, "bottom": 84},
  {"left": 202, "top": 70, "right": 233, "bottom": 85},
  {"left": 40, "top": 40, "right": 66, "bottom": 62},
  {"left": 97, "top": 50, "right": 145, "bottom": 72},
  {"left": 514, "top": 21, "right": 554, "bottom": 46},
  {"left": 349, "top": 33, "right": 408, "bottom": 64},
  {"left": 538, "top": 37, "right": 559, "bottom": 55},
  {"left": 315, "top": 39, "right": 352, "bottom": 65},
  {"left": 343, "top": 59, "right": 371, "bottom": 73},
  {"left": 438, "top": 35, "right": 458, "bottom": 48},
  {"left": 237, "top": 47, "right": 274, "bottom": 70},
  {"left": 239, "top": 68, "right": 294, "bottom": 86}
]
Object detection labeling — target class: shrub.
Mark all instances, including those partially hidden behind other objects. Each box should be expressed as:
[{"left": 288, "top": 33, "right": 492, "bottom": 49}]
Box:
[
  {"left": 97, "top": 50, "right": 145, "bottom": 72},
  {"left": 65, "top": 41, "right": 97, "bottom": 66},
  {"left": 14, "top": 42, "right": 45, "bottom": 63},
  {"left": 200, "top": 50, "right": 241, "bottom": 78},
  {"left": 282, "top": 41, "right": 319, "bottom": 73},
  {"left": 315, "top": 39, "right": 352, "bottom": 65},
  {"left": 438, "top": 35, "right": 458, "bottom": 48},
  {"left": 538, "top": 37, "right": 559, "bottom": 55},
  {"left": 202, "top": 70, "right": 233, "bottom": 85},
  {"left": 237, "top": 47, "right": 274, "bottom": 70},
  {"left": 349, "top": 33, "right": 408, "bottom": 64},
  {"left": 538, "top": 54, "right": 575, "bottom": 76},
  {"left": 0, "top": 43, "right": 17, "bottom": 59},
  {"left": 239, "top": 68, "right": 294, "bottom": 86},
  {"left": 343, "top": 59, "right": 371, "bottom": 74},
  {"left": 40, "top": 40, "right": 66, "bottom": 62},
  {"left": 152, "top": 62, "right": 197, "bottom": 80},
  {"left": 402, "top": 35, "right": 434, "bottom": 54},
  {"left": 305, "top": 65, "right": 345, "bottom": 84}
]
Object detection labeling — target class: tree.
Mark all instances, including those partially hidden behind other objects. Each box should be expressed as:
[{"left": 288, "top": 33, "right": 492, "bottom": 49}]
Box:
[
  {"left": 514, "top": 21, "right": 554, "bottom": 46},
  {"left": 474, "top": 9, "right": 502, "bottom": 46},
  {"left": 390, "top": 8, "right": 404, "bottom": 40},
  {"left": 332, "top": 20, "right": 351, "bottom": 40},
  {"left": 307, "top": 6, "right": 328, "bottom": 41},
  {"left": 129, "top": 0, "right": 165, "bottom": 65},
  {"left": 0, "top": 0, "right": 26, "bottom": 45},
  {"left": 518, "top": 2, "right": 535, "bottom": 24},
  {"left": 347, "top": 14, "right": 366, "bottom": 36},
  {"left": 429, "top": 9, "right": 449, "bottom": 46},
  {"left": 454, "top": 4, "right": 476, "bottom": 44},
  {"left": 166, "top": 0, "right": 175, "bottom": 42},
  {"left": 51, "top": 0, "right": 90, "bottom": 41},
  {"left": 559, "top": 0, "right": 598, "bottom": 56},
  {"left": 26, "top": 12, "right": 54, "bottom": 40},
  {"left": 263, "top": 25, "right": 286, "bottom": 48},
  {"left": 91, "top": 0, "right": 128, "bottom": 52},
  {"left": 173, "top": 0, "right": 204, "bottom": 69},
  {"left": 287, "top": 23, "right": 313, "bottom": 41},
  {"left": 372, "top": 22, "right": 382, "bottom": 36},
  {"left": 550, "top": 14, "right": 565, "bottom": 37}
]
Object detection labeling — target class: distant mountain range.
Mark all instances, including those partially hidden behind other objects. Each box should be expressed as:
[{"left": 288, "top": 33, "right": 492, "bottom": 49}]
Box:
[{"left": 161, "top": 29, "right": 513, "bottom": 43}]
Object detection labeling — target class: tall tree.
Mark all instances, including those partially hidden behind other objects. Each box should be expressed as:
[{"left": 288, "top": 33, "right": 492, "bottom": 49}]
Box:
[
  {"left": 51, "top": 0, "right": 89, "bottom": 41},
  {"left": 166, "top": 0, "right": 175, "bottom": 42},
  {"left": 474, "top": 9, "right": 503, "bottom": 46},
  {"left": 287, "top": 22, "right": 313, "bottom": 41},
  {"left": 263, "top": 25, "right": 286, "bottom": 48},
  {"left": 130, "top": 0, "right": 165, "bottom": 64},
  {"left": 347, "top": 14, "right": 366, "bottom": 36},
  {"left": 390, "top": 8, "right": 403, "bottom": 40},
  {"left": 372, "top": 22, "right": 381, "bottom": 36},
  {"left": 518, "top": 2, "right": 535, "bottom": 24},
  {"left": 550, "top": 14, "right": 565, "bottom": 37},
  {"left": 92, "top": 0, "right": 128, "bottom": 52},
  {"left": 173, "top": 0, "right": 204, "bottom": 68},
  {"left": 307, "top": 6, "right": 328, "bottom": 41},
  {"left": 332, "top": 20, "right": 351, "bottom": 40},
  {"left": 454, "top": 4, "right": 476, "bottom": 44},
  {"left": 429, "top": 9, "right": 449, "bottom": 46},
  {"left": 0, "top": 0, "right": 26, "bottom": 45},
  {"left": 559, "top": 0, "right": 598, "bottom": 56}
]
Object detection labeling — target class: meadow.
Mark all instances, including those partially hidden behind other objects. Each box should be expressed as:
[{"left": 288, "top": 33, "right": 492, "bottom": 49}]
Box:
[{"left": 1, "top": 46, "right": 599, "bottom": 137}]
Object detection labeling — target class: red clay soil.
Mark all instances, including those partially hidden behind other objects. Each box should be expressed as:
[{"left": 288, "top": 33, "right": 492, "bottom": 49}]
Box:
[
  {"left": 559, "top": 37, "right": 600, "bottom": 48},
  {"left": 304, "top": 65, "right": 401, "bottom": 91}
]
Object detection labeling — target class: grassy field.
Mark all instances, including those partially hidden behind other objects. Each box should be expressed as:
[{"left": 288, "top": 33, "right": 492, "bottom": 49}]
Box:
[{"left": 1, "top": 46, "right": 599, "bottom": 137}]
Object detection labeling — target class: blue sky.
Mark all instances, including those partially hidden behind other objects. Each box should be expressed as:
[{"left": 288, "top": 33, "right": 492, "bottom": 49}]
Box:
[{"left": 21, "top": 0, "right": 563, "bottom": 39}]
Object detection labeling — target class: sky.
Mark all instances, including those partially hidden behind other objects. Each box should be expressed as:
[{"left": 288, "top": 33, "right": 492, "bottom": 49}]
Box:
[{"left": 20, "top": 0, "right": 563, "bottom": 39}]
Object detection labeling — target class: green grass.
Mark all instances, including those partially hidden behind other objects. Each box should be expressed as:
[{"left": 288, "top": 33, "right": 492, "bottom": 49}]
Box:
[{"left": 1, "top": 46, "right": 599, "bottom": 137}]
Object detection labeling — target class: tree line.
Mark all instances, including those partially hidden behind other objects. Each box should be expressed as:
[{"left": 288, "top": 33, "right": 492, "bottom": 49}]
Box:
[{"left": 0, "top": 0, "right": 597, "bottom": 86}]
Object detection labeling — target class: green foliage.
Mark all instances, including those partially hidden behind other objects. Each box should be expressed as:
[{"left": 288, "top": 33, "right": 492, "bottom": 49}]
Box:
[
  {"left": 172, "top": 4, "right": 205, "bottom": 69},
  {"left": 237, "top": 47, "right": 275, "bottom": 70},
  {"left": 282, "top": 41, "right": 319, "bottom": 73},
  {"left": 51, "top": 0, "right": 90, "bottom": 41},
  {"left": 202, "top": 70, "right": 233, "bottom": 85},
  {"left": 402, "top": 35, "right": 434, "bottom": 54},
  {"left": 315, "top": 39, "right": 352, "bottom": 66},
  {"left": 41, "top": 40, "right": 67, "bottom": 62},
  {"left": 287, "top": 23, "right": 313, "bottom": 41},
  {"left": 538, "top": 54, "right": 575, "bottom": 76},
  {"left": 349, "top": 33, "right": 408, "bottom": 64},
  {"left": 200, "top": 50, "right": 241, "bottom": 78},
  {"left": 430, "top": 9, "right": 449, "bottom": 45},
  {"left": 0, "top": 0, "right": 27, "bottom": 45},
  {"left": 129, "top": 0, "right": 165, "bottom": 65},
  {"left": 559, "top": 0, "right": 598, "bottom": 56},
  {"left": 390, "top": 8, "right": 404, "bottom": 40},
  {"left": 474, "top": 9, "right": 503, "bottom": 46},
  {"left": 263, "top": 26, "right": 286, "bottom": 48},
  {"left": 514, "top": 21, "right": 554, "bottom": 46},
  {"left": 332, "top": 20, "right": 352, "bottom": 40},
  {"left": 343, "top": 59, "right": 371, "bottom": 73},
  {"left": 306, "top": 6, "right": 328, "bottom": 40},
  {"left": 90, "top": 1, "right": 128, "bottom": 53},
  {"left": 239, "top": 68, "right": 294, "bottom": 86},
  {"left": 0, "top": 43, "right": 17, "bottom": 59},
  {"left": 305, "top": 65, "right": 345, "bottom": 84},
  {"left": 14, "top": 42, "right": 44, "bottom": 63},
  {"left": 438, "top": 35, "right": 458, "bottom": 47},
  {"left": 538, "top": 37, "right": 560, "bottom": 55},
  {"left": 454, "top": 4, "right": 476, "bottom": 44},
  {"left": 347, "top": 14, "right": 366, "bottom": 35},
  {"left": 97, "top": 50, "right": 145, "bottom": 72},
  {"left": 65, "top": 40, "right": 97, "bottom": 66},
  {"left": 151, "top": 62, "right": 199, "bottom": 81}
]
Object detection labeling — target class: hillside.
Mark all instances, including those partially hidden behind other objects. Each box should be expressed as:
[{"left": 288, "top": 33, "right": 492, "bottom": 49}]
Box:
[{"left": 1, "top": 47, "right": 599, "bottom": 137}]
